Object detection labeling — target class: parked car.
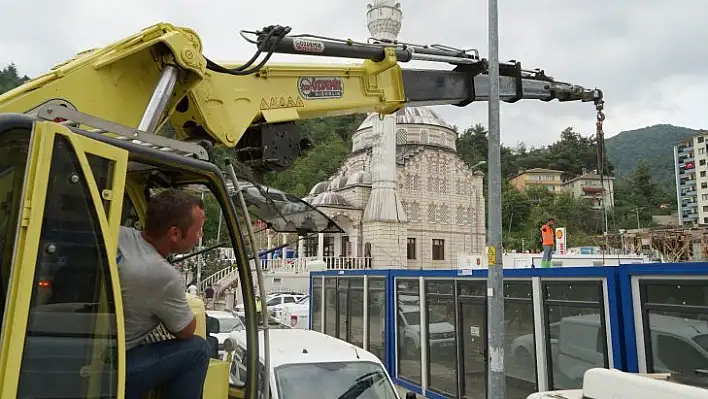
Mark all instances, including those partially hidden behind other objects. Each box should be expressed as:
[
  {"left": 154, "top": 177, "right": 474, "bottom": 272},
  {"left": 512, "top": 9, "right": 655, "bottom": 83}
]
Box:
[
  {"left": 232, "top": 292, "right": 306, "bottom": 319},
  {"left": 226, "top": 328, "right": 404, "bottom": 399},
  {"left": 205, "top": 310, "right": 245, "bottom": 358},
  {"left": 275, "top": 296, "right": 310, "bottom": 329}
]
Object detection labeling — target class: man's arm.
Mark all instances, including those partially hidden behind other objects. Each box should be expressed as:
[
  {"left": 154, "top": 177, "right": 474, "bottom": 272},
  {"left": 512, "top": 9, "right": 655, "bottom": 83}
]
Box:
[{"left": 154, "top": 278, "right": 197, "bottom": 340}]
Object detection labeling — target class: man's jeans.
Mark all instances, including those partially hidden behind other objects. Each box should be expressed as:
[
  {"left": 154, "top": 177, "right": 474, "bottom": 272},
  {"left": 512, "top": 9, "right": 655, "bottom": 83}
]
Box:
[
  {"left": 542, "top": 245, "right": 554, "bottom": 262},
  {"left": 125, "top": 336, "right": 211, "bottom": 399}
]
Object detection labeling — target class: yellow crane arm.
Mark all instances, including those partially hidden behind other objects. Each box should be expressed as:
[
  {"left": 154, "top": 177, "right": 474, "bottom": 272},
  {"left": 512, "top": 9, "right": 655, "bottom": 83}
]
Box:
[{"left": 0, "top": 22, "right": 603, "bottom": 172}]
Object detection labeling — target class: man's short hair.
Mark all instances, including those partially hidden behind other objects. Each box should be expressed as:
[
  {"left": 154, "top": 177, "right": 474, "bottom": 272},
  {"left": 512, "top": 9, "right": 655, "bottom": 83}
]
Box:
[
  {"left": 548, "top": 217, "right": 555, "bottom": 222},
  {"left": 144, "top": 189, "right": 205, "bottom": 237}
]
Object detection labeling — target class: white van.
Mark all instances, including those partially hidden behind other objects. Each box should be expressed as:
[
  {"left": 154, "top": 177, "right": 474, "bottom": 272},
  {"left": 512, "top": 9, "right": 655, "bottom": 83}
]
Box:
[
  {"left": 226, "top": 329, "right": 403, "bottom": 399},
  {"left": 527, "top": 368, "right": 708, "bottom": 399},
  {"left": 514, "top": 313, "right": 708, "bottom": 387}
]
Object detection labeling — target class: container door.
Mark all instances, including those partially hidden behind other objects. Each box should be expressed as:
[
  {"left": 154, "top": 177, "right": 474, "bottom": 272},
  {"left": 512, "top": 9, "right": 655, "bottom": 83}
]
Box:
[{"left": 456, "top": 280, "right": 487, "bottom": 399}]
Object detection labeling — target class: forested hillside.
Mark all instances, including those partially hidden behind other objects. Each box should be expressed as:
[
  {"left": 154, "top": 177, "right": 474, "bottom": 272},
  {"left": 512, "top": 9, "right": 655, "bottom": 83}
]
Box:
[
  {"left": 0, "top": 64, "right": 676, "bottom": 249},
  {"left": 605, "top": 124, "right": 702, "bottom": 191}
]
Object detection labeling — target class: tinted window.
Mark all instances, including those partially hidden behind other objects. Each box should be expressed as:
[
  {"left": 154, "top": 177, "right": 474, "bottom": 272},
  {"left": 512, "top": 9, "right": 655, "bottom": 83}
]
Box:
[
  {"left": 657, "top": 334, "right": 707, "bottom": 373},
  {"left": 640, "top": 280, "right": 708, "bottom": 373},
  {"left": 542, "top": 280, "right": 607, "bottom": 390},
  {"left": 396, "top": 278, "right": 421, "bottom": 384},
  {"left": 0, "top": 128, "right": 30, "bottom": 333},
  {"left": 425, "top": 280, "right": 456, "bottom": 396},
  {"left": 311, "top": 278, "right": 323, "bottom": 332},
  {"left": 17, "top": 135, "right": 118, "bottom": 397}
]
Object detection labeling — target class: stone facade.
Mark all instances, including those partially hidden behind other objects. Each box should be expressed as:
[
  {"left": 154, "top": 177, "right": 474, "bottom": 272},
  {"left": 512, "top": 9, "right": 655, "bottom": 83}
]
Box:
[{"left": 304, "top": 108, "right": 486, "bottom": 269}]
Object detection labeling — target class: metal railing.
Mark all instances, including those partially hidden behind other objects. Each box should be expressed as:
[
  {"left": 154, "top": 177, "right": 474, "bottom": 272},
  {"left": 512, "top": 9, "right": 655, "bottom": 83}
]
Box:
[{"left": 199, "top": 256, "right": 373, "bottom": 292}]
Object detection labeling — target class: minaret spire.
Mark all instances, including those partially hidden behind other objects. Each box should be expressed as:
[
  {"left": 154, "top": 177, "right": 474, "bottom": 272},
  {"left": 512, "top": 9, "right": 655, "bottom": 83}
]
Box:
[
  {"left": 363, "top": 0, "right": 406, "bottom": 224},
  {"left": 361, "top": 1, "right": 407, "bottom": 270},
  {"left": 366, "top": 1, "right": 402, "bottom": 42}
]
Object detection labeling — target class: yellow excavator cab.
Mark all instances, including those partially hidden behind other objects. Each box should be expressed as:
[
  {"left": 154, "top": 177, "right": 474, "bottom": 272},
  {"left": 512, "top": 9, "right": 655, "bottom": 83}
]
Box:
[{"left": 0, "top": 113, "right": 316, "bottom": 398}]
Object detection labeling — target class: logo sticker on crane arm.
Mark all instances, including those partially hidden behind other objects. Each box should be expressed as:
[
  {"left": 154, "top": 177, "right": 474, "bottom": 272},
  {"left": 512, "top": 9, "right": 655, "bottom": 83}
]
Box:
[
  {"left": 298, "top": 77, "right": 344, "bottom": 99},
  {"left": 293, "top": 38, "right": 325, "bottom": 53}
]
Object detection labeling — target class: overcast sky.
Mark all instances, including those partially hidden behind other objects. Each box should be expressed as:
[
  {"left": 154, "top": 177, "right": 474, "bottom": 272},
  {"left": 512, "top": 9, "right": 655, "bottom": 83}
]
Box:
[{"left": 1, "top": 0, "right": 706, "bottom": 147}]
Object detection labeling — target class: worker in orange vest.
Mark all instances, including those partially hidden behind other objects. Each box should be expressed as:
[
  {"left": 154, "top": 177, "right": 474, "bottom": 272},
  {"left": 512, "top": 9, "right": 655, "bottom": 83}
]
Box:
[{"left": 540, "top": 218, "right": 555, "bottom": 268}]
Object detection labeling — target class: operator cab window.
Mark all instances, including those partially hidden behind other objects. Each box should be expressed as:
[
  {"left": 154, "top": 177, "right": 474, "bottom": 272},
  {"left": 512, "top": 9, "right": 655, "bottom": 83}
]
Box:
[
  {"left": 0, "top": 126, "right": 31, "bottom": 339},
  {"left": 17, "top": 134, "right": 118, "bottom": 397}
]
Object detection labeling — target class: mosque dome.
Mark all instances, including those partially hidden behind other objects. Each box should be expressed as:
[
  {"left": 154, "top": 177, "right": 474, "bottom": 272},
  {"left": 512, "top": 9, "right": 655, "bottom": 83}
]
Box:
[
  {"left": 346, "top": 170, "right": 372, "bottom": 186},
  {"left": 328, "top": 175, "right": 349, "bottom": 191},
  {"left": 311, "top": 191, "right": 352, "bottom": 207},
  {"left": 355, "top": 107, "right": 454, "bottom": 131},
  {"left": 351, "top": 107, "right": 458, "bottom": 152},
  {"left": 309, "top": 181, "right": 331, "bottom": 196}
]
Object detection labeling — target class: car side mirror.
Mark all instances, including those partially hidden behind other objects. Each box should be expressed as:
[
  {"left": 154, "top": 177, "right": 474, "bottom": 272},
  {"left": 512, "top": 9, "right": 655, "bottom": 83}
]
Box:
[
  {"left": 405, "top": 392, "right": 417, "bottom": 399},
  {"left": 206, "top": 315, "right": 220, "bottom": 335}
]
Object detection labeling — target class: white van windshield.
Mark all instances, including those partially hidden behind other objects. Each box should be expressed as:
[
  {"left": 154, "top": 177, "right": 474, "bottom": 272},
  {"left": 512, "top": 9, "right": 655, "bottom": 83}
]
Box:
[{"left": 275, "top": 361, "right": 397, "bottom": 399}]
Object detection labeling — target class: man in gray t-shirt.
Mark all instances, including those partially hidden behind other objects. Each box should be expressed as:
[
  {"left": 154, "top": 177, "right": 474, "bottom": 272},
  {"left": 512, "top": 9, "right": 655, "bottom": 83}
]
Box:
[{"left": 118, "top": 189, "right": 211, "bottom": 399}]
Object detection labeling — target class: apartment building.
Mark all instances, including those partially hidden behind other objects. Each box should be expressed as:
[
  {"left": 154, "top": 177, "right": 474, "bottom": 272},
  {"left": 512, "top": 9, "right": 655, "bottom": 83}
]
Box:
[
  {"left": 562, "top": 171, "right": 615, "bottom": 209},
  {"left": 508, "top": 168, "right": 564, "bottom": 193},
  {"left": 674, "top": 135, "right": 704, "bottom": 225}
]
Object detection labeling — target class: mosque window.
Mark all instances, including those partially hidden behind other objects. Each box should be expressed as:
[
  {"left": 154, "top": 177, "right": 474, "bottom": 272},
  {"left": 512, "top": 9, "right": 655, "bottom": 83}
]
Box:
[
  {"left": 396, "top": 128, "right": 408, "bottom": 145},
  {"left": 432, "top": 239, "right": 445, "bottom": 261},
  {"left": 440, "top": 178, "right": 448, "bottom": 194},
  {"left": 457, "top": 205, "right": 465, "bottom": 225},
  {"left": 429, "top": 157, "right": 441, "bottom": 192},
  {"left": 428, "top": 202, "right": 437, "bottom": 223},
  {"left": 439, "top": 204, "right": 448, "bottom": 224},
  {"left": 467, "top": 206, "right": 475, "bottom": 225},
  {"left": 428, "top": 175, "right": 437, "bottom": 192},
  {"left": 409, "top": 202, "right": 420, "bottom": 221},
  {"left": 407, "top": 238, "right": 416, "bottom": 260},
  {"left": 420, "top": 129, "right": 429, "bottom": 144}
]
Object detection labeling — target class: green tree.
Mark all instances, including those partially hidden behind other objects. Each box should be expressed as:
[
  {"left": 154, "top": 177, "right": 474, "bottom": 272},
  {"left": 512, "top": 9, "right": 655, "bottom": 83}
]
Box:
[
  {"left": 0, "top": 63, "right": 29, "bottom": 95},
  {"left": 501, "top": 181, "right": 531, "bottom": 233}
]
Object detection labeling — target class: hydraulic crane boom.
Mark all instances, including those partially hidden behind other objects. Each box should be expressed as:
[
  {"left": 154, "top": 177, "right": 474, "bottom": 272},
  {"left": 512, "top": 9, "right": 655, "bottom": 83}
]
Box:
[{"left": 0, "top": 22, "right": 603, "bottom": 173}]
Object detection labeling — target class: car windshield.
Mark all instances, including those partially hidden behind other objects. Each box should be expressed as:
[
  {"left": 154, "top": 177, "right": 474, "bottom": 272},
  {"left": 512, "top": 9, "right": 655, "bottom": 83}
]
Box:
[
  {"left": 296, "top": 296, "right": 309, "bottom": 304},
  {"left": 218, "top": 317, "right": 244, "bottom": 333},
  {"left": 275, "top": 361, "right": 397, "bottom": 399}
]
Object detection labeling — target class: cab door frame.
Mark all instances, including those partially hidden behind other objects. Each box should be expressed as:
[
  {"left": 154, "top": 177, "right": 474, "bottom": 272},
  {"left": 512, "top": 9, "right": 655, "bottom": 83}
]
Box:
[{"left": 0, "top": 119, "right": 128, "bottom": 398}]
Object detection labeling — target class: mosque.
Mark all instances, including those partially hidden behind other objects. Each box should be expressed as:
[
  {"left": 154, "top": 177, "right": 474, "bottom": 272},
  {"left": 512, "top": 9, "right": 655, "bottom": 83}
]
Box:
[
  {"left": 302, "top": 112, "right": 486, "bottom": 269},
  {"left": 293, "top": 1, "right": 486, "bottom": 270}
]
